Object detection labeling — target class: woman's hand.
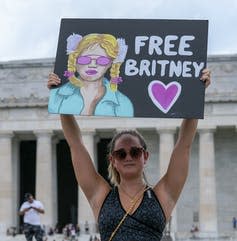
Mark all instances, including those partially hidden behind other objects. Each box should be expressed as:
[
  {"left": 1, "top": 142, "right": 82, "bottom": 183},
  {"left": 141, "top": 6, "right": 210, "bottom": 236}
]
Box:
[
  {"left": 47, "top": 73, "right": 61, "bottom": 89},
  {"left": 200, "top": 68, "right": 211, "bottom": 88},
  {"left": 80, "top": 85, "right": 105, "bottom": 115}
]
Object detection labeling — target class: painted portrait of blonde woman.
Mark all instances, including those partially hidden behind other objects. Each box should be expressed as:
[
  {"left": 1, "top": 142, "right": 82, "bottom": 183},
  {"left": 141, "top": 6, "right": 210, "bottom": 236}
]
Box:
[{"left": 48, "top": 33, "right": 134, "bottom": 117}]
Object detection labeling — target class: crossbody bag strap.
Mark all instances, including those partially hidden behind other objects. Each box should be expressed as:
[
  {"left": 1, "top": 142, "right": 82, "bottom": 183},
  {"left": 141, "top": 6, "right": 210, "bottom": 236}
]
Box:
[{"left": 108, "top": 186, "right": 150, "bottom": 241}]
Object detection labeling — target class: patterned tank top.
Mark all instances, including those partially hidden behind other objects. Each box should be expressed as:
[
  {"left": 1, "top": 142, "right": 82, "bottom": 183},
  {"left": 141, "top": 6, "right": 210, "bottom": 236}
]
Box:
[{"left": 98, "top": 186, "right": 166, "bottom": 241}]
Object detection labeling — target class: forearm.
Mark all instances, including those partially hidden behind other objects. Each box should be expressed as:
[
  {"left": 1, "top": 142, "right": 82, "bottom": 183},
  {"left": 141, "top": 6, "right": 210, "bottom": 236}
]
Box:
[
  {"left": 60, "top": 114, "right": 83, "bottom": 147},
  {"left": 165, "top": 119, "right": 198, "bottom": 200},
  {"left": 19, "top": 207, "right": 30, "bottom": 216},
  {"left": 32, "top": 207, "right": 45, "bottom": 214},
  {"left": 176, "top": 119, "right": 198, "bottom": 148},
  {"left": 60, "top": 114, "right": 102, "bottom": 198}
]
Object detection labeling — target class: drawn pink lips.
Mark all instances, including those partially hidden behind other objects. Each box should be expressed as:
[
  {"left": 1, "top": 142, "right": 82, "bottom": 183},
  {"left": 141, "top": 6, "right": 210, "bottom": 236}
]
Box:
[{"left": 86, "top": 69, "right": 98, "bottom": 75}]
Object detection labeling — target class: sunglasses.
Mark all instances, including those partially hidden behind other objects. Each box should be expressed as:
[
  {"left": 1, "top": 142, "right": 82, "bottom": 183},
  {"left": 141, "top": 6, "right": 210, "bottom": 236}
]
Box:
[
  {"left": 112, "top": 147, "right": 144, "bottom": 161},
  {"left": 77, "top": 55, "right": 112, "bottom": 66}
]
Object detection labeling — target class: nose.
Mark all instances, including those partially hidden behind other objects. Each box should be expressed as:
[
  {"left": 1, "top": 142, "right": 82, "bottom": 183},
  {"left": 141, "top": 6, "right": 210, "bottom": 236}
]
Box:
[
  {"left": 88, "top": 59, "right": 97, "bottom": 68},
  {"left": 124, "top": 151, "right": 133, "bottom": 161}
]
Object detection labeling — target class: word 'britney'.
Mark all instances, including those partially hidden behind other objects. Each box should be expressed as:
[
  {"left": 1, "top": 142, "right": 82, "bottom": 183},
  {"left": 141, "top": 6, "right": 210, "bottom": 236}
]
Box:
[{"left": 124, "top": 35, "right": 204, "bottom": 78}]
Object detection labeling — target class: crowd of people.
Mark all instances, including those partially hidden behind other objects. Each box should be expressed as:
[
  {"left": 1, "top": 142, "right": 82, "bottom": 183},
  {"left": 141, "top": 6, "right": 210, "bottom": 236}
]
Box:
[{"left": 61, "top": 223, "right": 80, "bottom": 240}]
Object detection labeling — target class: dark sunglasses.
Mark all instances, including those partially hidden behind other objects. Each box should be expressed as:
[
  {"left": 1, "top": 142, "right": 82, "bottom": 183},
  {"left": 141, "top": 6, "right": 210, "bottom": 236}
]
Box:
[{"left": 112, "top": 147, "right": 144, "bottom": 161}]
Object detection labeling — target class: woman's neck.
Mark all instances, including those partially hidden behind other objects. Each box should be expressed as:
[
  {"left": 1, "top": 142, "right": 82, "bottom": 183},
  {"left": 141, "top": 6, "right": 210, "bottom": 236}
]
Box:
[
  {"left": 119, "top": 178, "right": 146, "bottom": 194},
  {"left": 82, "top": 78, "right": 104, "bottom": 89},
  {"left": 118, "top": 178, "right": 147, "bottom": 203}
]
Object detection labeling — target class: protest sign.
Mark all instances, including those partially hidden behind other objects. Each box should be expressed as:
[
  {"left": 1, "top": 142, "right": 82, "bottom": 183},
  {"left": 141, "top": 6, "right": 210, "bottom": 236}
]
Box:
[{"left": 48, "top": 19, "right": 208, "bottom": 118}]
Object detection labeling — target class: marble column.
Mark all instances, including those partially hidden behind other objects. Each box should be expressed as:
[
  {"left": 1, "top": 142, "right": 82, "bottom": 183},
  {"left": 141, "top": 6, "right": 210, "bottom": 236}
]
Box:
[
  {"left": 157, "top": 128, "right": 177, "bottom": 235},
  {"left": 51, "top": 136, "right": 59, "bottom": 227},
  {"left": 0, "top": 131, "right": 14, "bottom": 234},
  {"left": 78, "top": 129, "right": 95, "bottom": 233},
  {"left": 35, "top": 130, "right": 56, "bottom": 229},
  {"left": 12, "top": 137, "right": 20, "bottom": 228},
  {"left": 198, "top": 128, "right": 218, "bottom": 237}
]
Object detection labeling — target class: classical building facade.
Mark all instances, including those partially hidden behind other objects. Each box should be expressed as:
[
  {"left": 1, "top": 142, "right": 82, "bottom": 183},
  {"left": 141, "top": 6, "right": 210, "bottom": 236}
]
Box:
[{"left": 0, "top": 55, "right": 236, "bottom": 238}]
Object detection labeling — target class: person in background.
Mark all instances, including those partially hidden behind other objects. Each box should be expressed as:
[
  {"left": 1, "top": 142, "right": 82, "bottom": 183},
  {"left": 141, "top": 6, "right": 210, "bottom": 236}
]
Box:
[
  {"left": 233, "top": 217, "right": 237, "bottom": 229},
  {"left": 19, "top": 193, "right": 45, "bottom": 241}
]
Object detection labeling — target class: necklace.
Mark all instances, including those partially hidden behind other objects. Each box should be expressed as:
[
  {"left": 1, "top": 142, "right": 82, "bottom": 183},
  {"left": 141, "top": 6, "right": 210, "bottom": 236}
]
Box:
[{"left": 119, "top": 184, "right": 146, "bottom": 204}]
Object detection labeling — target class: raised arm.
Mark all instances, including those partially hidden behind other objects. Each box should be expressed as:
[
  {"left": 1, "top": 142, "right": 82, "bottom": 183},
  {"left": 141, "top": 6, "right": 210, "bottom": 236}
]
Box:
[
  {"left": 48, "top": 73, "right": 110, "bottom": 218},
  {"left": 60, "top": 114, "right": 98, "bottom": 192},
  {"left": 60, "top": 115, "right": 111, "bottom": 216},
  {"left": 154, "top": 68, "right": 211, "bottom": 220},
  {"left": 154, "top": 119, "right": 198, "bottom": 220}
]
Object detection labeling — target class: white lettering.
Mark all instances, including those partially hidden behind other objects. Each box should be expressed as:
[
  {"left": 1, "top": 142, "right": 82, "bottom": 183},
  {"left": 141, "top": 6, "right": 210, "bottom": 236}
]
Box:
[
  {"left": 148, "top": 36, "right": 163, "bottom": 55},
  {"left": 139, "top": 60, "right": 151, "bottom": 76},
  {"left": 124, "top": 59, "right": 139, "bottom": 76},
  {"left": 135, "top": 36, "right": 149, "bottom": 54},
  {"left": 178, "top": 35, "right": 195, "bottom": 56},
  {"left": 151, "top": 60, "right": 157, "bottom": 76},
  {"left": 164, "top": 35, "right": 178, "bottom": 56},
  {"left": 193, "top": 62, "right": 205, "bottom": 77},
  {"left": 157, "top": 60, "right": 170, "bottom": 77},
  {"left": 182, "top": 61, "right": 192, "bottom": 77},
  {"left": 169, "top": 61, "right": 182, "bottom": 77}
]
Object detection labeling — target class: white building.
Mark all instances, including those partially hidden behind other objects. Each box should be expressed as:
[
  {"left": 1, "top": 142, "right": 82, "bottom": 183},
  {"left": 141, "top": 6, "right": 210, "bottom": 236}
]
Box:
[{"left": 0, "top": 55, "right": 236, "bottom": 238}]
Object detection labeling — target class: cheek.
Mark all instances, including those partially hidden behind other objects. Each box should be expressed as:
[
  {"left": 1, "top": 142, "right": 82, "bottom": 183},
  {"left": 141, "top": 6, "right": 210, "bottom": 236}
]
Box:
[
  {"left": 97, "top": 65, "right": 110, "bottom": 74},
  {"left": 76, "top": 65, "right": 86, "bottom": 74},
  {"left": 112, "top": 160, "right": 123, "bottom": 171}
]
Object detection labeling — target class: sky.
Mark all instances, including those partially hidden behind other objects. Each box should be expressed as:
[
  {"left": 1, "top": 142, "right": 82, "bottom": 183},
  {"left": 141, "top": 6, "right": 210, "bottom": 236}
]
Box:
[{"left": 1, "top": 0, "right": 237, "bottom": 62}]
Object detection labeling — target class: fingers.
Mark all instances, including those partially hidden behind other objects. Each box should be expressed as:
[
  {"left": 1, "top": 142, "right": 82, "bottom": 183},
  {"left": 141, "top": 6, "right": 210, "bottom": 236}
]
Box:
[
  {"left": 200, "top": 68, "right": 211, "bottom": 88},
  {"left": 47, "top": 72, "right": 61, "bottom": 89}
]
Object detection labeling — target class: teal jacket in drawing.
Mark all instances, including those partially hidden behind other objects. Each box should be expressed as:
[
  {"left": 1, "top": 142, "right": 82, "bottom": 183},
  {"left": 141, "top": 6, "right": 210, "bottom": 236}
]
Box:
[{"left": 48, "top": 78, "right": 134, "bottom": 117}]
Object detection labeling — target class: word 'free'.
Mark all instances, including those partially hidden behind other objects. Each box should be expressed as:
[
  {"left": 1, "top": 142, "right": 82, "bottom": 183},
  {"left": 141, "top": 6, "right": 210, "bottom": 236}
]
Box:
[{"left": 135, "top": 35, "right": 195, "bottom": 56}]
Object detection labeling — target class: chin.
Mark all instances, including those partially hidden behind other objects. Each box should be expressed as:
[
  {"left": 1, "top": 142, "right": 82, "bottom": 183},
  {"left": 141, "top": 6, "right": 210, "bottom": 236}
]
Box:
[{"left": 83, "top": 77, "right": 97, "bottom": 81}]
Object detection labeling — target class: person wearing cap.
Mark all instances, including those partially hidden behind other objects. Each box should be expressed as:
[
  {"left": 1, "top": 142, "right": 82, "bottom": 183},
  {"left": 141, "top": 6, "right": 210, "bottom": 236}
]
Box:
[{"left": 19, "top": 193, "right": 45, "bottom": 241}]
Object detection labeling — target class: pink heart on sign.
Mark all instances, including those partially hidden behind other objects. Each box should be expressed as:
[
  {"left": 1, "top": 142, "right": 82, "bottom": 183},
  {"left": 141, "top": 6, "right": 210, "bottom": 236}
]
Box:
[{"left": 148, "top": 80, "right": 182, "bottom": 113}]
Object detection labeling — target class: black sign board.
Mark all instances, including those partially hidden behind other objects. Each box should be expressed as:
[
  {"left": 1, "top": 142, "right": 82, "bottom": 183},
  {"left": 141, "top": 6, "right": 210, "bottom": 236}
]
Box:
[{"left": 48, "top": 18, "right": 208, "bottom": 118}]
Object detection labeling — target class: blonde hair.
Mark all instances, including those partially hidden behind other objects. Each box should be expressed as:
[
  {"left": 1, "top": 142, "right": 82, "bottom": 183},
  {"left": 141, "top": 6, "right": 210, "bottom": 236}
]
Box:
[
  {"left": 66, "top": 33, "right": 122, "bottom": 91},
  {"left": 107, "top": 130, "right": 149, "bottom": 186}
]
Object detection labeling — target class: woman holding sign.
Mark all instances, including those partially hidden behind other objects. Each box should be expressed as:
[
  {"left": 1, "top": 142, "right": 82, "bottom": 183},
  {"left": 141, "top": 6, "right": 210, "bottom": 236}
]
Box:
[
  {"left": 48, "top": 33, "right": 134, "bottom": 117},
  {"left": 48, "top": 69, "right": 210, "bottom": 241}
]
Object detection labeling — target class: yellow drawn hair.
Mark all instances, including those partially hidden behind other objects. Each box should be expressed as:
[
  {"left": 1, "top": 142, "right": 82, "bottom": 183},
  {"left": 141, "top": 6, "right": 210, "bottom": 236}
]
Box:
[{"left": 66, "top": 33, "right": 122, "bottom": 91}]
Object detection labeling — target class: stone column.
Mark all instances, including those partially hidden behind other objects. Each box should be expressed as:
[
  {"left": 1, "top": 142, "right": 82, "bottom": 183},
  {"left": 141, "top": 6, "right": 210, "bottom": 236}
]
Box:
[
  {"left": 0, "top": 131, "right": 14, "bottom": 234},
  {"left": 78, "top": 129, "right": 95, "bottom": 233},
  {"left": 51, "top": 136, "right": 59, "bottom": 226},
  {"left": 12, "top": 137, "right": 20, "bottom": 228},
  {"left": 198, "top": 128, "right": 218, "bottom": 237},
  {"left": 35, "top": 130, "right": 56, "bottom": 229},
  {"left": 157, "top": 128, "right": 177, "bottom": 236}
]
